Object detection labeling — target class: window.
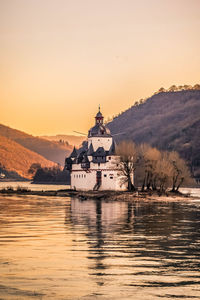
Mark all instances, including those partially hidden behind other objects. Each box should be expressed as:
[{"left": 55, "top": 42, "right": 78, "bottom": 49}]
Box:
[
  {"left": 110, "top": 176, "right": 113, "bottom": 179},
  {"left": 98, "top": 163, "right": 100, "bottom": 166},
  {"left": 104, "top": 174, "right": 107, "bottom": 177},
  {"left": 109, "top": 157, "right": 111, "bottom": 160}
]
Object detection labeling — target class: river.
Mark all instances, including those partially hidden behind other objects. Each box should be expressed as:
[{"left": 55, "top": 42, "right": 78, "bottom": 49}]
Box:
[{"left": 0, "top": 186, "right": 200, "bottom": 299}]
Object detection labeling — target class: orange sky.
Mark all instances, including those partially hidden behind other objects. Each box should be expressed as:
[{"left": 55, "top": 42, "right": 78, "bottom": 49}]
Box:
[{"left": 0, "top": 0, "right": 200, "bottom": 136}]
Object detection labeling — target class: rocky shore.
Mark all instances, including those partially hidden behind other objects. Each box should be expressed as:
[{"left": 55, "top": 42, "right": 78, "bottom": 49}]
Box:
[{"left": 0, "top": 186, "right": 197, "bottom": 201}]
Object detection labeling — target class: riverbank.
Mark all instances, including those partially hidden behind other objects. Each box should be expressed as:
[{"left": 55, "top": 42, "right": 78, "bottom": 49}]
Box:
[{"left": 0, "top": 186, "right": 198, "bottom": 201}]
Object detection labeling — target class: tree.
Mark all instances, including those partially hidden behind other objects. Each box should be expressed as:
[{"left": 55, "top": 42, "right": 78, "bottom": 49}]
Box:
[
  {"left": 137, "top": 144, "right": 161, "bottom": 191},
  {"left": 33, "top": 165, "right": 62, "bottom": 183},
  {"left": 115, "top": 141, "right": 138, "bottom": 191},
  {"left": 136, "top": 145, "right": 192, "bottom": 193},
  {"left": 193, "top": 84, "right": 200, "bottom": 90},
  {"left": 139, "top": 98, "right": 144, "bottom": 104},
  {"left": 169, "top": 85, "right": 178, "bottom": 92},
  {"left": 158, "top": 87, "right": 166, "bottom": 93},
  {"left": 168, "top": 151, "right": 192, "bottom": 192},
  {"left": 28, "top": 163, "right": 41, "bottom": 177},
  {"left": 155, "top": 152, "right": 173, "bottom": 193}
]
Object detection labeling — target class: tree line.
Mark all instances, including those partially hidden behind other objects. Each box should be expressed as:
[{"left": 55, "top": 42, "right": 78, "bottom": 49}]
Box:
[
  {"left": 116, "top": 141, "right": 193, "bottom": 193},
  {"left": 105, "top": 84, "right": 200, "bottom": 123},
  {"left": 28, "top": 163, "right": 70, "bottom": 183}
]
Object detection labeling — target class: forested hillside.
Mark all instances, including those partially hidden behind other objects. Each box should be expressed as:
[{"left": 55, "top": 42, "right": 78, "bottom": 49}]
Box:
[
  {"left": 107, "top": 89, "right": 200, "bottom": 178},
  {"left": 0, "top": 124, "right": 72, "bottom": 165},
  {"left": 0, "top": 136, "right": 55, "bottom": 179}
]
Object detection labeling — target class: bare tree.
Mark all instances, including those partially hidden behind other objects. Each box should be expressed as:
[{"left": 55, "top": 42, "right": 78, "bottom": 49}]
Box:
[
  {"left": 155, "top": 152, "right": 173, "bottom": 193},
  {"left": 168, "top": 151, "right": 192, "bottom": 192},
  {"left": 136, "top": 145, "right": 192, "bottom": 193},
  {"left": 115, "top": 141, "right": 138, "bottom": 191},
  {"left": 137, "top": 144, "right": 161, "bottom": 191}
]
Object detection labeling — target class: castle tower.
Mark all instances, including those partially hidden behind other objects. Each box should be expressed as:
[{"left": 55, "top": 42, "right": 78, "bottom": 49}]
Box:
[
  {"left": 88, "top": 107, "right": 112, "bottom": 152},
  {"left": 65, "top": 107, "right": 128, "bottom": 191}
]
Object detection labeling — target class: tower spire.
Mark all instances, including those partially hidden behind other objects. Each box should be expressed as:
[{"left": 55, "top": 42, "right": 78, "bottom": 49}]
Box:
[{"left": 95, "top": 105, "right": 103, "bottom": 125}]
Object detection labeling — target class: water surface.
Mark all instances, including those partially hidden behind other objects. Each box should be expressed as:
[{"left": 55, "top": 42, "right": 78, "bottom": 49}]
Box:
[{"left": 0, "top": 192, "right": 200, "bottom": 299}]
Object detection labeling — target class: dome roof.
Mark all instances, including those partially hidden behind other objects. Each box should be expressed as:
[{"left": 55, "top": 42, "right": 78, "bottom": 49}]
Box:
[
  {"left": 96, "top": 111, "right": 103, "bottom": 118},
  {"left": 88, "top": 123, "right": 111, "bottom": 137}
]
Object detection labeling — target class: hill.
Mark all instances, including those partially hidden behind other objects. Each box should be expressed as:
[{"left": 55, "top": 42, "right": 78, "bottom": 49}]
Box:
[
  {"left": 107, "top": 89, "right": 200, "bottom": 178},
  {"left": 0, "top": 135, "right": 56, "bottom": 179},
  {"left": 0, "top": 124, "right": 72, "bottom": 165},
  {"left": 40, "top": 134, "right": 85, "bottom": 148}
]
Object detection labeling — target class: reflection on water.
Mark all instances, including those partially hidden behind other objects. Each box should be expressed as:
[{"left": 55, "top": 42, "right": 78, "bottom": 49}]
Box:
[{"left": 0, "top": 194, "right": 200, "bottom": 299}]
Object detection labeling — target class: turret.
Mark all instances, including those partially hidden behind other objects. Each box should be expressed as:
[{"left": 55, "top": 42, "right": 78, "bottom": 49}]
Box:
[
  {"left": 70, "top": 146, "right": 77, "bottom": 158},
  {"left": 95, "top": 105, "right": 104, "bottom": 125}
]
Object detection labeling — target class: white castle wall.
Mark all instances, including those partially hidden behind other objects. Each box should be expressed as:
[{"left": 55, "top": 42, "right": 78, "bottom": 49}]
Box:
[
  {"left": 71, "top": 171, "right": 96, "bottom": 190},
  {"left": 69, "top": 120, "right": 131, "bottom": 191},
  {"left": 71, "top": 169, "right": 127, "bottom": 191},
  {"left": 88, "top": 137, "right": 112, "bottom": 151},
  {"left": 71, "top": 156, "right": 127, "bottom": 191}
]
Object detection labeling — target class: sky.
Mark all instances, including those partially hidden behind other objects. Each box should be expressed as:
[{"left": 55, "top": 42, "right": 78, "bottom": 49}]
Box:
[{"left": 0, "top": 0, "right": 200, "bottom": 136}]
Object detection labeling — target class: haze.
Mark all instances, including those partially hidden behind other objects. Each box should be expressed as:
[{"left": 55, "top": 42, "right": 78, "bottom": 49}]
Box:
[{"left": 0, "top": 0, "right": 200, "bottom": 135}]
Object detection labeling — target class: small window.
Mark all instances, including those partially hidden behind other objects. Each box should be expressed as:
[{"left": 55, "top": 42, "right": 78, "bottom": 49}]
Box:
[
  {"left": 104, "top": 174, "right": 107, "bottom": 177},
  {"left": 98, "top": 163, "right": 100, "bottom": 166},
  {"left": 109, "top": 157, "right": 111, "bottom": 160},
  {"left": 110, "top": 176, "right": 113, "bottom": 179}
]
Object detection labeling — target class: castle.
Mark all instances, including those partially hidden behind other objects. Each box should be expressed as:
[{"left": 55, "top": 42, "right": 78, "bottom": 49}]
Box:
[{"left": 65, "top": 108, "right": 128, "bottom": 191}]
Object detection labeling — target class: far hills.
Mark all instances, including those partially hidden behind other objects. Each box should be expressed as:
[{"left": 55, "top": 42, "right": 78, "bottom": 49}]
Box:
[
  {"left": 107, "top": 88, "right": 200, "bottom": 178},
  {"left": 0, "top": 124, "right": 72, "bottom": 166},
  {"left": 0, "top": 124, "right": 73, "bottom": 180},
  {"left": 1, "top": 85, "right": 199, "bottom": 181},
  {"left": 41, "top": 134, "right": 85, "bottom": 148},
  {"left": 0, "top": 135, "right": 55, "bottom": 179}
]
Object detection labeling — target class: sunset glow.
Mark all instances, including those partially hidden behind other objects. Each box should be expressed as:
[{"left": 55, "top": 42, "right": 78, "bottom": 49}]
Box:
[{"left": 1, "top": 0, "right": 200, "bottom": 135}]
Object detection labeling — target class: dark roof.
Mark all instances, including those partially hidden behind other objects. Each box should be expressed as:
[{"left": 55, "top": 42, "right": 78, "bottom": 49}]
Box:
[
  {"left": 65, "top": 157, "right": 72, "bottom": 164},
  {"left": 96, "top": 111, "right": 103, "bottom": 118},
  {"left": 92, "top": 147, "right": 106, "bottom": 157},
  {"left": 88, "top": 123, "right": 111, "bottom": 138},
  {"left": 108, "top": 140, "right": 116, "bottom": 155},
  {"left": 71, "top": 149, "right": 85, "bottom": 164},
  {"left": 76, "top": 141, "right": 88, "bottom": 155},
  {"left": 87, "top": 143, "right": 94, "bottom": 155},
  {"left": 70, "top": 147, "right": 77, "bottom": 158},
  {"left": 82, "top": 154, "right": 90, "bottom": 163}
]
